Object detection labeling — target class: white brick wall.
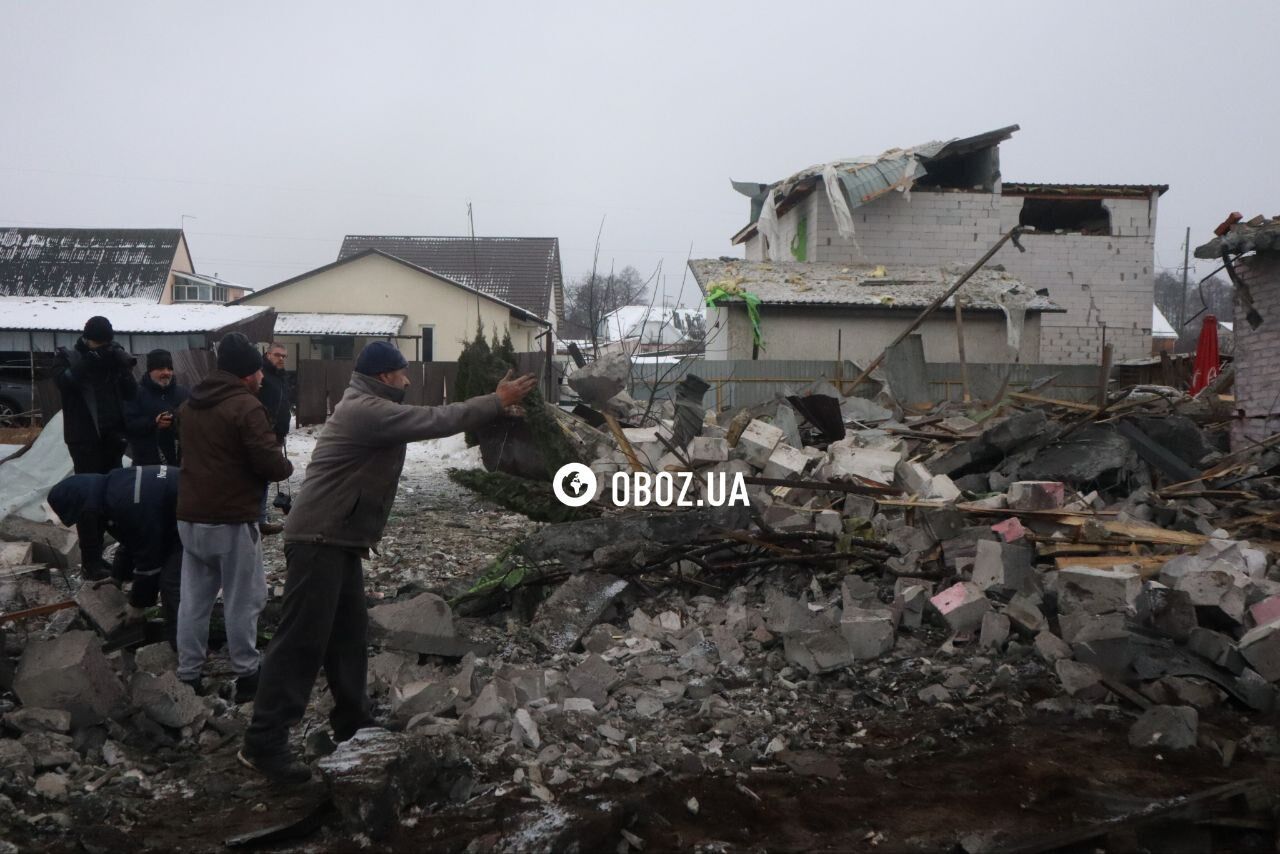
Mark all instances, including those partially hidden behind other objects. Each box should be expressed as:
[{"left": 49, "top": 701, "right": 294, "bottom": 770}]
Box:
[
  {"left": 743, "top": 184, "right": 1158, "bottom": 363},
  {"left": 1230, "top": 253, "right": 1280, "bottom": 449}
]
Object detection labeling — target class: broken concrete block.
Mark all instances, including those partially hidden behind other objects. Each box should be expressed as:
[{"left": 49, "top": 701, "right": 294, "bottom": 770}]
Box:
[
  {"left": 1144, "top": 676, "right": 1225, "bottom": 710},
  {"left": 1007, "top": 481, "right": 1065, "bottom": 511},
  {"left": 827, "top": 441, "right": 900, "bottom": 484},
  {"left": 511, "top": 708, "right": 541, "bottom": 750},
  {"left": 1128, "top": 705, "right": 1198, "bottom": 751},
  {"left": 687, "top": 436, "right": 729, "bottom": 466},
  {"left": 1056, "top": 566, "right": 1141, "bottom": 615},
  {"left": 917, "top": 684, "right": 951, "bottom": 705},
  {"left": 814, "top": 510, "right": 842, "bottom": 536},
  {"left": 562, "top": 697, "right": 597, "bottom": 715},
  {"left": 1006, "top": 593, "right": 1047, "bottom": 634},
  {"left": 2, "top": 708, "right": 71, "bottom": 734},
  {"left": 461, "top": 682, "right": 510, "bottom": 723},
  {"left": 567, "top": 655, "right": 619, "bottom": 707},
  {"left": 1059, "top": 611, "right": 1128, "bottom": 645},
  {"left": 19, "top": 731, "right": 76, "bottom": 770},
  {"left": 991, "top": 517, "right": 1026, "bottom": 543},
  {"left": 0, "top": 516, "right": 79, "bottom": 569},
  {"left": 1055, "top": 659, "right": 1106, "bottom": 700},
  {"left": 840, "top": 607, "right": 895, "bottom": 660},
  {"left": 894, "top": 460, "right": 934, "bottom": 496},
  {"left": 74, "top": 581, "right": 131, "bottom": 639},
  {"left": 13, "top": 631, "right": 126, "bottom": 728},
  {"left": 1187, "top": 627, "right": 1246, "bottom": 674},
  {"left": 979, "top": 612, "right": 1010, "bottom": 650},
  {"left": 319, "top": 730, "right": 465, "bottom": 841},
  {"left": 1239, "top": 623, "right": 1280, "bottom": 682},
  {"left": 1250, "top": 594, "right": 1280, "bottom": 629},
  {"left": 971, "top": 539, "right": 1036, "bottom": 594},
  {"left": 762, "top": 444, "right": 809, "bottom": 481},
  {"left": 0, "top": 541, "right": 33, "bottom": 567},
  {"left": 369, "top": 592, "right": 472, "bottom": 657},
  {"left": 1034, "top": 631, "right": 1073, "bottom": 664},
  {"left": 133, "top": 642, "right": 178, "bottom": 675},
  {"left": 0, "top": 739, "right": 34, "bottom": 778},
  {"left": 568, "top": 352, "right": 630, "bottom": 405},
  {"left": 530, "top": 573, "right": 628, "bottom": 653},
  {"left": 1174, "top": 570, "right": 1246, "bottom": 624},
  {"left": 893, "top": 584, "right": 929, "bottom": 629},
  {"left": 762, "top": 504, "right": 812, "bottom": 532},
  {"left": 1135, "top": 584, "right": 1197, "bottom": 642},
  {"left": 928, "top": 475, "right": 962, "bottom": 503},
  {"left": 928, "top": 582, "right": 991, "bottom": 633},
  {"left": 131, "top": 671, "right": 205, "bottom": 729},
  {"left": 738, "top": 420, "right": 785, "bottom": 468},
  {"left": 783, "top": 627, "right": 854, "bottom": 674},
  {"left": 393, "top": 681, "right": 460, "bottom": 724}
]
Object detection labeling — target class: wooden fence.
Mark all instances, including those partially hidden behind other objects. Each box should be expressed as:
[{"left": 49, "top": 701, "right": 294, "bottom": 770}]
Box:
[{"left": 294, "top": 350, "right": 553, "bottom": 426}]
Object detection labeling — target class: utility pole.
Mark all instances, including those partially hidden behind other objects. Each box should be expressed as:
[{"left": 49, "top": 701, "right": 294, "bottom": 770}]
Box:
[{"left": 1178, "top": 225, "right": 1190, "bottom": 333}]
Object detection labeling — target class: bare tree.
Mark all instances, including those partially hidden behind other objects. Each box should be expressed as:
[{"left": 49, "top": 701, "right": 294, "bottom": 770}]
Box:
[{"left": 564, "top": 264, "right": 650, "bottom": 351}]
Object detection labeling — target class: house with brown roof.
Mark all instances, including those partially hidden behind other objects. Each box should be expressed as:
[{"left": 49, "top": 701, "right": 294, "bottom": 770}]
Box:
[
  {"left": 234, "top": 238, "right": 560, "bottom": 362},
  {"left": 719, "top": 126, "right": 1167, "bottom": 364}
]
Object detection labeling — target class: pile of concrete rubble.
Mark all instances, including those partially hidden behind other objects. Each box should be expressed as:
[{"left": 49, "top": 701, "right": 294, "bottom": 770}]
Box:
[{"left": 3, "top": 350, "right": 1280, "bottom": 846}]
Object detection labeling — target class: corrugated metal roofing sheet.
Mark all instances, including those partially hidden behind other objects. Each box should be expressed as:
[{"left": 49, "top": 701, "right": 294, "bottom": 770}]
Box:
[
  {"left": 0, "top": 228, "right": 183, "bottom": 301},
  {"left": 688, "top": 259, "right": 1059, "bottom": 313},
  {"left": 274, "top": 312, "right": 405, "bottom": 336}
]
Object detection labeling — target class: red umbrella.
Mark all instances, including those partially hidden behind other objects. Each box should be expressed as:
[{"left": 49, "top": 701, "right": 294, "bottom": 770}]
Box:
[{"left": 1189, "top": 314, "right": 1220, "bottom": 395}]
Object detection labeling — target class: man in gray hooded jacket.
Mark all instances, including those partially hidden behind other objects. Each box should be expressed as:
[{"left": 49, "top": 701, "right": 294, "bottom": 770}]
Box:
[{"left": 240, "top": 341, "right": 536, "bottom": 783}]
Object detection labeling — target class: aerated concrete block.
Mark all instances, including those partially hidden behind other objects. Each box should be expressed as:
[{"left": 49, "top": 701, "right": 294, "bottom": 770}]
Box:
[
  {"left": 13, "top": 631, "right": 126, "bottom": 728},
  {"left": 929, "top": 582, "right": 991, "bottom": 633},
  {"left": 737, "top": 420, "right": 784, "bottom": 468}
]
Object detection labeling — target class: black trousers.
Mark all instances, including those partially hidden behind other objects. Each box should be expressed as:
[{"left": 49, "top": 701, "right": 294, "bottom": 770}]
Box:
[
  {"left": 127, "top": 542, "right": 182, "bottom": 642},
  {"left": 67, "top": 437, "right": 126, "bottom": 566},
  {"left": 243, "top": 543, "right": 372, "bottom": 757}
]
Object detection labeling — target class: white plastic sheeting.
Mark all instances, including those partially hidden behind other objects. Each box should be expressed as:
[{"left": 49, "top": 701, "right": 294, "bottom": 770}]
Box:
[{"left": 0, "top": 413, "right": 73, "bottom": 522}]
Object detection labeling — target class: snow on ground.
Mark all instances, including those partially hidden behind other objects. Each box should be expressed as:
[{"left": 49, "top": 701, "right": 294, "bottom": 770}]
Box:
[{"left": 280, "top": 424, "right": 484, "bottom": 504}]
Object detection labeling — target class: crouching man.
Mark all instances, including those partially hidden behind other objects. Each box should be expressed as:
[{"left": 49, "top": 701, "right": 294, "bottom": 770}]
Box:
[
  {"left": 240, "top": 341, "right": 536, "bottom": 783},
  {"left": 47, "top": 465, "right": 182, "bottom": 643}
]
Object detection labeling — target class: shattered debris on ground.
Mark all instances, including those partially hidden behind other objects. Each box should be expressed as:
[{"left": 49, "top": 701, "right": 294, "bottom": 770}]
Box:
[{"left": 4, "top": 358, "right": 1280, "bottom": 851}]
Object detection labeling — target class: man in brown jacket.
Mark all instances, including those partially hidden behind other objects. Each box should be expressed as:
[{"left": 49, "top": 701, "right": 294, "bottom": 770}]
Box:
[
  {"left": 177, "top": 333, "right": 294, "bottom": 698},
  {"left": 240, "top": 341, "right": 536, "bottom": 783}
]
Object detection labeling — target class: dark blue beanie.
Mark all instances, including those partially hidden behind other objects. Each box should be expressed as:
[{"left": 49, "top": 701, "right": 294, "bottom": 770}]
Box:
[{"left": 355, "top": 341, "right": 408, "bottom": 376}]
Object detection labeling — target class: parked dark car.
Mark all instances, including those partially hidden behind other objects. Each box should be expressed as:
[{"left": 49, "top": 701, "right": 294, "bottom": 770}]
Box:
[{"left": 0, "top": 376, "right": 34, "bottom": 426}]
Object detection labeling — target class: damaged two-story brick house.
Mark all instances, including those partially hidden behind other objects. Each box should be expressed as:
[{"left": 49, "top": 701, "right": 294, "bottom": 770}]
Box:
[{"left": 699, "top": 125, "right": 1167, "bottom": 366}]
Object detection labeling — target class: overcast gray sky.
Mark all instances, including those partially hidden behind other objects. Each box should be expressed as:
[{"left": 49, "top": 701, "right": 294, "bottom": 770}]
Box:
[{"left": 2, "top": 1, "right": 1276, "bottom": 306}]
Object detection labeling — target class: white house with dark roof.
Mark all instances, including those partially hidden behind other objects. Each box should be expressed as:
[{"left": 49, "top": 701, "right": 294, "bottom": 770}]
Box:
[{"left": 234, "top": 247, "right": 552, "bottom": 362}]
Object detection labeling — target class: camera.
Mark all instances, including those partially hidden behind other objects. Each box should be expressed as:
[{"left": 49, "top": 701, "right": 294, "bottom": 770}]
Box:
[{"left": 273, "top": 492, "right": 293, "bottom": 514}]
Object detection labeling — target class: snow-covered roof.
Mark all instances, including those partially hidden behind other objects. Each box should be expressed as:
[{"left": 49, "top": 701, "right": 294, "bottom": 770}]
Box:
[
  {"left": 1152, "top": 305, "right": 1177, "bottom": 338},
  {"left": 599, "top": 305, "right": 706, "bottom": 343},
  {"left": 0, "top": 297, "right": 271, "bottom": 333},
  {"left": 274, "top": 312, "right": 405, "bottom": 336}
]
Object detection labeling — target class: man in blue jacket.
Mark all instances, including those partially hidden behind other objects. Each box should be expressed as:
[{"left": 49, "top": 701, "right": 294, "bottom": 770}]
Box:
[
  {"left": 125, "top": 349, "right": 190, "bottom": 466},
  {"left": 47, "top": 465, "right": 183, "bottom": 644}
]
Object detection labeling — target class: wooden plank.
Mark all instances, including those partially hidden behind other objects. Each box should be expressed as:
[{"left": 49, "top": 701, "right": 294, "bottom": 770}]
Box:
[
  {"left": 602, "top": 413, "right": 644, "bottom": 472},
  {"left": 1054, "top": 555, "right": 1171, "bottom": 577},
  {"left": 400, "top": 362, "right": 427, "bottom": 407},
  {"left": 324, "top": 360, "right": 355, "bottom": 415},
  {"left": 295, "top": 360, "right": 328, "bottom": 426},
  {"left": 0, "top": 599, "right": 76, "bottom": 625},
  {"left": 1009, "top": 391, "right": 1100, "bottom": 413},
  {"left": 1053, "top": 516, "right": 1209, "bottom": 547}
]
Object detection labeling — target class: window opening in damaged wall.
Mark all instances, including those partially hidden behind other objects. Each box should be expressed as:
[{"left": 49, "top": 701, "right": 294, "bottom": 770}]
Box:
[{"left": 1018, "top": 198, "right": 1111, "bottom": 235}]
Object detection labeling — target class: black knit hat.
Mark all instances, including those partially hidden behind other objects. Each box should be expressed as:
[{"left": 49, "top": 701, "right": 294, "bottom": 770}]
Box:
[
  {"left": 354, "top": 341, "right": 408, "bottom": 376},
  {"left": 83, "top": 316, "right": 114, "bottom": 343},
  {"left": 146, "top": 349, "right": 173, "bottom": 371},
  {"left": 216, "top": 333, "right": 262, "bottom": 378}
]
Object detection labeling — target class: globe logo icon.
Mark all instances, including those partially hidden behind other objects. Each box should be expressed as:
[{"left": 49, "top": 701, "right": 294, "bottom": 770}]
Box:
[{"left": 552, "top": 463, "right": 597, "bottom": 507}]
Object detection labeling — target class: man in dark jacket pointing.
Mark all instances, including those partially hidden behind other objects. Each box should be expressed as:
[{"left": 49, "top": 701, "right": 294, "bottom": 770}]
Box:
[{"left": 240, "top": 341, "right": 536, "bottom": 783}]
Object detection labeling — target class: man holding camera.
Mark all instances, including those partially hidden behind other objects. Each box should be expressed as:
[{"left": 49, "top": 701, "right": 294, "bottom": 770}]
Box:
[
  {"left": 125, "top": 349, "right": 190, "bottom": 466},
  {"left": 53, "top": 315, "right": 138, "bottom": 580}
]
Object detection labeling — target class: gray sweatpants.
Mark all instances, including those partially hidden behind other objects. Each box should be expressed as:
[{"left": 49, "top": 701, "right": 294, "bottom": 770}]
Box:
[{"left": 176, "top": 521, "right": 266, "bottom": 680}]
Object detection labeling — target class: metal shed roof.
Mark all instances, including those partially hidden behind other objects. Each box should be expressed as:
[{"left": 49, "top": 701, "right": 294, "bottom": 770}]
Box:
[{"left": 0, "top": 297, "right": 271, "bottom": 333}]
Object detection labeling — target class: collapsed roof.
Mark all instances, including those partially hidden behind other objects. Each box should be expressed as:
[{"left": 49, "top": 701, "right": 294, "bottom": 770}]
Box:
[{"left": 731, "top": 125, "right": 1020, "bottom": 246}]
